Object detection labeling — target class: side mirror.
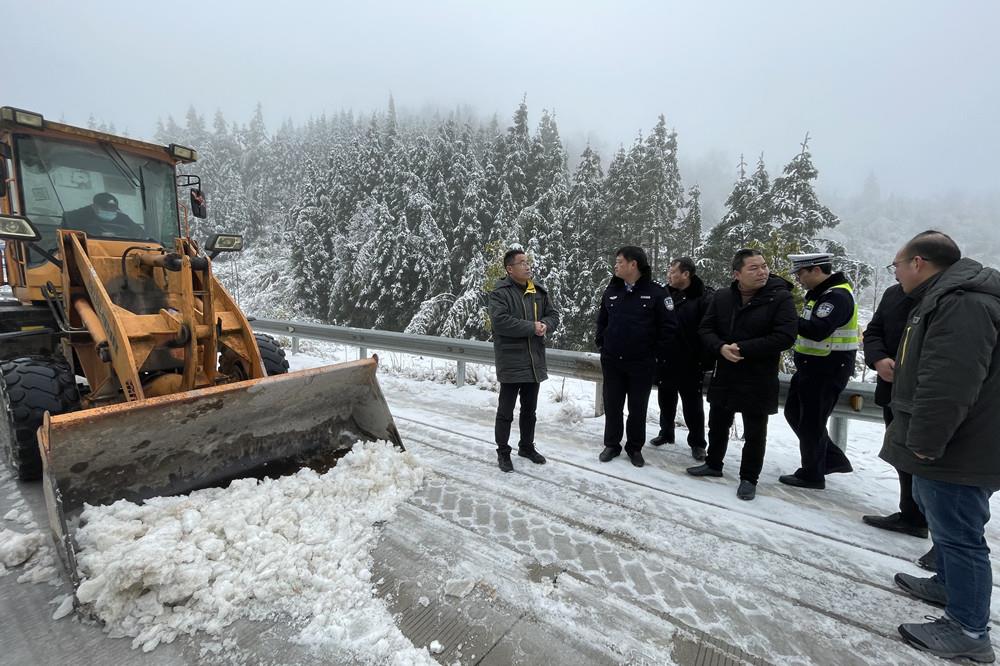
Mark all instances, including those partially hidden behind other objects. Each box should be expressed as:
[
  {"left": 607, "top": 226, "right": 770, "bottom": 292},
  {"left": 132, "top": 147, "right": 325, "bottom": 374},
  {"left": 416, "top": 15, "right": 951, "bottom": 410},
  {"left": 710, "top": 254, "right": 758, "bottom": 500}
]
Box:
[
  {"left": 0, "top": 215, "right": 40, "bottom": 242},
  {"left": 206, "top": 233, "right": 243, "bottom": 259},
  {"left": 190, "top": 188, "right": 207, "bottom": 219}
]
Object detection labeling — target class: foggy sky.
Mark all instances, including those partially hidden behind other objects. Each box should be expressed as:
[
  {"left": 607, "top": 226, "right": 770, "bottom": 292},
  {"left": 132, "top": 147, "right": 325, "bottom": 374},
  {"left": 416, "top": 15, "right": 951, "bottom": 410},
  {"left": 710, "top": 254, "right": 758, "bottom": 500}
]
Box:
[{"left": 7, "top": 0, "right": 999, "bottom": 198}]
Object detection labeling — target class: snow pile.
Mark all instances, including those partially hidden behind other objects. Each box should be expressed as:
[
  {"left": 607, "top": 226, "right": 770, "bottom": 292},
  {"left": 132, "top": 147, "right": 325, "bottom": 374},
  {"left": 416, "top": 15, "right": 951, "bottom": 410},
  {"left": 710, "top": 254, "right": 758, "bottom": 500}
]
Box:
[
  {"left": 74, "top": 441, "right": 434, "bottom": 662},
  {"left": 0, "top": 527, "right": 44, "bottom": 568}
]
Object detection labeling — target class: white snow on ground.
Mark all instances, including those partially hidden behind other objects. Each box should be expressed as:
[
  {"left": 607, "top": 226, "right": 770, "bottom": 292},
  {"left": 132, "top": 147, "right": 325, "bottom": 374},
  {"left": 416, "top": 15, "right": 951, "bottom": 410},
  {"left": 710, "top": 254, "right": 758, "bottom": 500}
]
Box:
[
  {"left": 0, "top": 469, "right": 61, "bottom": 585},
  {"left": 73, "top": 441, "right": 436, "bottom": 664},
  {"left": 281, "top": 340, "right": 1000, "bottom": 664},
  {"left": 3, "top": 335, "right": 997, "bottom": 663}
]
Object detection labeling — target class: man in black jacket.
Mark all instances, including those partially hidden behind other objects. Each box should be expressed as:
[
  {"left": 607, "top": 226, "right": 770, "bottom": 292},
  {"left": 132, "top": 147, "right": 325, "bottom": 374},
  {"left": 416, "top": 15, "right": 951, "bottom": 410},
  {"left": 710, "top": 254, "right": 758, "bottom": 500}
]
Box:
[
  {"left": 488, "top": 248, "right": 560, "bottom": 473},
  {"left": 778, "top": 254, "right": 859, "bottom": 490},
  {"left": 596, "top": 246, "right": 677, "bottom": 468},
  {"left": 687, "top": 249, "right": 797, "bottom": 501},
  {"left": 860, "top": 283, "right": 929, "bottom": 540},
  {"left": 63, "top": 192, "right": 145, "bottom": 238},
  {"left": 882, "top": 231, "right": 1000, "bottom": 664},
  {"left": 650, "top": 257, "right": 712, "bottom": 460}
]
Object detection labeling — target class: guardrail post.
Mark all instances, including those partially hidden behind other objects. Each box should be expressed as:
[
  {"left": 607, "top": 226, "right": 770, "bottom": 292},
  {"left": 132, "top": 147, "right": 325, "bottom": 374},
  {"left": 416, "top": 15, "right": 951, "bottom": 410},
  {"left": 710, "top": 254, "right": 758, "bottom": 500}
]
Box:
[
  {"left": 292, "top": 336, "right": 299, "bottom": 355},
  {"left": 829, "top": 416, "right": 849, "bottom": 451},
  {"left": 359, "top": 346, "right": 367, "bottom": 360},
  {"left": 456, "top": 360, "right": 466, "bottom": 388},
  {"left": 594, "top": 381, "right": 605, "bottom": 417}
]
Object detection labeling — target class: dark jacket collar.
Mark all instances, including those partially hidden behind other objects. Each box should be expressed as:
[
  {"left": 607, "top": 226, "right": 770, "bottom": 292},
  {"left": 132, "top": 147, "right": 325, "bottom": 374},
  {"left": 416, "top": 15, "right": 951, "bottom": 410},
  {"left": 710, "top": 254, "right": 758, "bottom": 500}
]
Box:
[
  {"left": 670, "top": 274, "right": 705, "bottom": 299},
  {"left": 806, "top": 272, "right": 851, "bottom": 299},
  {"left": 729, "top": 274, "right": 792, "bottom": 300},
  {"left": 608, "top": 273, "right": 653, "bottom": 289},
  {"left": 495, "top": 276, "right": 546, "bottom": 293}
]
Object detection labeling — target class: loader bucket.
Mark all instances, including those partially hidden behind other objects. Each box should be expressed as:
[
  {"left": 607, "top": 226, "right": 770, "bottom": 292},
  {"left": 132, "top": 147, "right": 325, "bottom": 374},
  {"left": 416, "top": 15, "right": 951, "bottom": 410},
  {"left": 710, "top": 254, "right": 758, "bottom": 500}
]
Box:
[{"left": 38, "top": 359, "right": 401, "bottom": 584}]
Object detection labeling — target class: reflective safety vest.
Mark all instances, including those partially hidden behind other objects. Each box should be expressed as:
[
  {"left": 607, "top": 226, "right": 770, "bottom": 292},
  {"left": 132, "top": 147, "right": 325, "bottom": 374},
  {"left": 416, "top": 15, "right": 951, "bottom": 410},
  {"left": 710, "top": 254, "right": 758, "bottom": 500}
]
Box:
[{"left": 794, "top": 282, "right": 859, "bottom": 356}]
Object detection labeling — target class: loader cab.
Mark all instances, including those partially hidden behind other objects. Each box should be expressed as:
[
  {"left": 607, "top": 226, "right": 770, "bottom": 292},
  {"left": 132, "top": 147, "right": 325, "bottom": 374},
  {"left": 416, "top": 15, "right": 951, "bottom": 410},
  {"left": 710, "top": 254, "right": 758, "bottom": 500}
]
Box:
[{"left": 14, "top": 133, "right": 181, "bottom": 264}]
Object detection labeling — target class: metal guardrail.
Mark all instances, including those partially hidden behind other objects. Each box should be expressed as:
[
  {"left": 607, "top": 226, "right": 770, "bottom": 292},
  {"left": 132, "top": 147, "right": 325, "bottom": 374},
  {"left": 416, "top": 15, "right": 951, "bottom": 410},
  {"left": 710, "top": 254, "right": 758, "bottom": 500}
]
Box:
[{"left": 250, "top": 318, "right": 882, "bottom": 447}]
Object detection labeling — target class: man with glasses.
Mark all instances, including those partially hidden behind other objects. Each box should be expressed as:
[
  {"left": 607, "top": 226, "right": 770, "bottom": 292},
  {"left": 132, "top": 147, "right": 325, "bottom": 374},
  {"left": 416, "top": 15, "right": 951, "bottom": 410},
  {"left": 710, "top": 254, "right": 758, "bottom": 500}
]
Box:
[
  {"left": 488, "top": 248, "right": 560, "bottom": 473},
  {"left": 596, "top": 246, "right": 676, "bottom": 468},
  {"left": 882, "top": 231, "right": 1000, "bottom": 663},
  {"left": 778, "top": 253, "right": 859, "bottom": 490}
]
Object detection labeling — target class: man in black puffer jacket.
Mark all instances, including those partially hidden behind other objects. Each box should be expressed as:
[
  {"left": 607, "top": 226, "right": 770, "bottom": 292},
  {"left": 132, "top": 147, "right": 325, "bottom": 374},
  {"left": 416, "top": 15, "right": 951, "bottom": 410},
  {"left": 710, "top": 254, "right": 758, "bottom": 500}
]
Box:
[
  {"left": 596, "top": 246, "right": 677, "bottom": 468},
  {"left": 861, "top": 283, "right": 929, "bottom": 540},
  {"left": 650, "top": 257, "right": 713, "bottom": 461},
  {"left": 489, "top": 248, "right": 560, "bottom": 473},
  {"left": 687, "top": 249, "right": 797, "bottom": 501}
]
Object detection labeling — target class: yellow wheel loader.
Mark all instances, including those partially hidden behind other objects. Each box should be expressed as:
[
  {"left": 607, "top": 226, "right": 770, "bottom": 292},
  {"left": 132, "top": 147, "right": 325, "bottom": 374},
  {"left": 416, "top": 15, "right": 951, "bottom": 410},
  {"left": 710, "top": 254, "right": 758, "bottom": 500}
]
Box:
[{"left": 0, "top": 107, "right": 401, "bottom": 584}]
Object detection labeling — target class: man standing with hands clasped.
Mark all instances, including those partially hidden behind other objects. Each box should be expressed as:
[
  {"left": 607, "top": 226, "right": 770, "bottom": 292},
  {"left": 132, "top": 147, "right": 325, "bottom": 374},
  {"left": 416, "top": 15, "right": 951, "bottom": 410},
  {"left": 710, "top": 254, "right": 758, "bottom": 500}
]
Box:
[
  {"left": 687, "top": 249, "right": 797, "bottom": 500},
  {"left": 489, "top": 248, "right": 560, "bottom": 473}
]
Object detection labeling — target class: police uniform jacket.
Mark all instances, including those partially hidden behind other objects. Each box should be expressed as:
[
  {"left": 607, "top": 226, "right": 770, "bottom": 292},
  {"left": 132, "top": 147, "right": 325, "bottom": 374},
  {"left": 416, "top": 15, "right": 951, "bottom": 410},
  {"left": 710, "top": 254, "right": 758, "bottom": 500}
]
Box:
[
  {"left": 880, "top": 258, "right": 1000, "bottom": 487},
  {"left": 793, "top": 272, "right": 857, "bottom": 375},
  {"left": 862, "top": 284, "right": 915, "bottom": 406},
  {"left": 661, "top": 275, "right": 713, "bottom": 373},
  {"left": 489, "top": 277, "right": 560, "bottom": 384},
  {"left": 699, "top": 275, "right": 797, "bottom": 415},
  {"left": 596, "top": 274, "right": 677, "bottom": 362}
]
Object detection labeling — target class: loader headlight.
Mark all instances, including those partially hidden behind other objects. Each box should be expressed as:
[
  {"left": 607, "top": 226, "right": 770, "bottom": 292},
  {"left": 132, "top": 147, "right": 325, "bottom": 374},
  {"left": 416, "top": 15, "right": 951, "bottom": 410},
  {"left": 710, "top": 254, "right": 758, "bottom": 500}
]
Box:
[
  {"left": 0, "top": 107, "right": 44, "bottom": 129},
  {"left": 206, "top": 233, "right": 243, "bottom": 252},
  {"left": 0, "top": 215, "right": 41, "bottom": 241},
  {"left": 168, "top": 143, "right": 198, "bottom": 162}
]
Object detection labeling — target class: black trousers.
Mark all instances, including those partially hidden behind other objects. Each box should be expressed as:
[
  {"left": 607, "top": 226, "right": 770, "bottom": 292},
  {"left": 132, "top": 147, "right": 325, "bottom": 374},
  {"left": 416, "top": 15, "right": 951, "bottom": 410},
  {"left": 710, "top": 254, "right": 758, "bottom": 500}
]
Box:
[
  {"left": 704, "top": 405, "right": 769, "bottom": 483},
  {"left": 784, "top": 369, "right": 852, "bottom": 480},
  {"left": 602, "top": 356, "right": 656, "bottom": 454},
  {"left": 657, "top": 365, "right": 706, "bottom": 448},
  {"left": 495, "top": 382, "right": 540, "bottom": 453},
  {"left": 882, "top": 405, "right": 928, "bottom": 527}
]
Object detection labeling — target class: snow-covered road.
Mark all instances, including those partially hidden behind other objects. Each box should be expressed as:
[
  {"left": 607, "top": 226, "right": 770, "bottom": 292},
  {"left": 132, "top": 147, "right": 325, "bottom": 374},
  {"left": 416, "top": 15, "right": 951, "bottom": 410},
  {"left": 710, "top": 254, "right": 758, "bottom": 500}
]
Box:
[{"left": 1, "top": 345, "right": 997, "bottom": 665}]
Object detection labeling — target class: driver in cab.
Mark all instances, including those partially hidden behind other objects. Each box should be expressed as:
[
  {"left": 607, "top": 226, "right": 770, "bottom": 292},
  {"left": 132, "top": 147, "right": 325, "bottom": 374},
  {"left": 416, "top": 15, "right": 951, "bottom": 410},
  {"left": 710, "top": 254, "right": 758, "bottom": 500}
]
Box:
[{"left": 63, "top": 193, "right": 145, "bottom": 238}]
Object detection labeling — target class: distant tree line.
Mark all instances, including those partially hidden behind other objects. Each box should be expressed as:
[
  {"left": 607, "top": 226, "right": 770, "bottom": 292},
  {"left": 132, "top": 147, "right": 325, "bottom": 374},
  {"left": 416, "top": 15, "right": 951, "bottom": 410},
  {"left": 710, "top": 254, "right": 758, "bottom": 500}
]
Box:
[{"left": 151, "top": 99, "right": 869, "bottom": 350}]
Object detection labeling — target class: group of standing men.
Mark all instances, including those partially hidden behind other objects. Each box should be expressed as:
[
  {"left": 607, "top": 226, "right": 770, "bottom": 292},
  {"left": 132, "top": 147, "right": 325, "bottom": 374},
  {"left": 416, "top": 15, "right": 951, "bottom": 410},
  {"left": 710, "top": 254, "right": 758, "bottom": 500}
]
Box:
[
  {"left": 488, "top": 231, "right": 1000, "bottom": 663},
  {"left": 489, "top": 244, "right": 862, "bottom": 502}
]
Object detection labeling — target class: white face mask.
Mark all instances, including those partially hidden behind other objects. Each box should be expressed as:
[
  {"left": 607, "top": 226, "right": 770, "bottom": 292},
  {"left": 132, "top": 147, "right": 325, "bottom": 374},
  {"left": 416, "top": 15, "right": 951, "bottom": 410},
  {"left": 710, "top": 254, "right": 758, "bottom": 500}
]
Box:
[{"left": 96, "top": 209, "right": 118, "bottom": 222}]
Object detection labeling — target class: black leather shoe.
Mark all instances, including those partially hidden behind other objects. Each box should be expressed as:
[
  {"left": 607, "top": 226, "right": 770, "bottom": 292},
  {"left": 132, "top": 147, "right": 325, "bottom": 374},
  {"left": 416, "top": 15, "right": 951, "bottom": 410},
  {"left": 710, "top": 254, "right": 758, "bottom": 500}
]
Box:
[
  {"left": 686, "top": 463, "right": 723, "bottom": 477},
  {"left": 497, "top": 451, "right": 513, "bottom": 473},
  {"left": 518, "top": 448, "right": 547, "bottom": 464},
  {"left": 917, "top": 546, "right": 938, "bottom": 572},
  {"left": 690, "top": 446, "right": 707, "bottom": 461},
  {"left": 778, "top": 473, "right": 825, "bottom": 489},
  {"left": 862, "top": 512, "right": 929, "bottom": 538},
  {"left": 599, "top": 446, "right": 620, "bottom": 462},
  {"left": 737, "top": 480, "right": 757, "bottom": 501},
  {"left": 649, "top": 434, "right": 674, "bottom": 446},
  {"left": 627, "top": 451, "right": 645, "bottom": 467}
]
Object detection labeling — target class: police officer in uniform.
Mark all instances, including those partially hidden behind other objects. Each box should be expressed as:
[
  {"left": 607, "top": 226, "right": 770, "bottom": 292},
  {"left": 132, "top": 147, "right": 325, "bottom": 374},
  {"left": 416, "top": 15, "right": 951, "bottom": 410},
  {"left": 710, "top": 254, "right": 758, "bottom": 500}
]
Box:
[
  {"left": 596, "top": 246, "right": 677, "bottom": 468},
  {"left": 779, "top": 253, "right": 859, "bottom": 489}
]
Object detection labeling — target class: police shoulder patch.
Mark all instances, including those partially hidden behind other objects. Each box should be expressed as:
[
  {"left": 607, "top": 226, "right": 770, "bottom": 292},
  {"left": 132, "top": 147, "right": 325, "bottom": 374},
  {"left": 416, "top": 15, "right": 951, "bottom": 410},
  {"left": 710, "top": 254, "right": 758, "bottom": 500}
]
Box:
[
  {"left": 815, "top": 302, "right": 835, "bottom": 318},
  {"left": 664, "top": 296, "right": 675, "bottom": 311}
]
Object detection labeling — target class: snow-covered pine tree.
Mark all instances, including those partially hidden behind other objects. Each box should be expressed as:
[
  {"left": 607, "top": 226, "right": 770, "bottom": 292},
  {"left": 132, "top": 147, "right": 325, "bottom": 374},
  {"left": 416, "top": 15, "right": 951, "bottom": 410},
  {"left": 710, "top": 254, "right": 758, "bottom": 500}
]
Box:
[
  {"left": 699, "top": 155, "right": 771, "bottom": 287},
  {"left": 679, "top": 184, "right": 702, "bottom": 258}
]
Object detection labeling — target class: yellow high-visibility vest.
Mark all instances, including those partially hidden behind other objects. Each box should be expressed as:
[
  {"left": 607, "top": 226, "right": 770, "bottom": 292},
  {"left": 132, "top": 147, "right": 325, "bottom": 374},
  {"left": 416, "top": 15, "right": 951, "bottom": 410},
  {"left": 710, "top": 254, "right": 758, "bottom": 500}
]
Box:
[{"left": 794, "top": 282, "right": 859, "bottom": 356}]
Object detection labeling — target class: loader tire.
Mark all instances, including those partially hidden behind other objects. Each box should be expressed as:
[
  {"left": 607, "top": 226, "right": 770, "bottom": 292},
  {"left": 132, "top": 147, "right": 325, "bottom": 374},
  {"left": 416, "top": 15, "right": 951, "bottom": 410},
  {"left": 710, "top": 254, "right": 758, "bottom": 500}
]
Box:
[
  {"left": 0, "top": 356, "right": 80, "bottom": 480},
  {"left": 255, "top": 333, "right": 289, "bottom": 376}
]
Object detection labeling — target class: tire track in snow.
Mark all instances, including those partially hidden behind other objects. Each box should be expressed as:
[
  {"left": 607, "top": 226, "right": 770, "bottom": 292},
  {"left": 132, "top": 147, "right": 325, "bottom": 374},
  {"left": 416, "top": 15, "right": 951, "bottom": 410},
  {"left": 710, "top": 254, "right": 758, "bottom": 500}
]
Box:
[{"left": 396, "top": 420, "right": 952, "bottom": 665}]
